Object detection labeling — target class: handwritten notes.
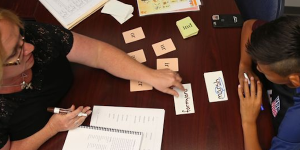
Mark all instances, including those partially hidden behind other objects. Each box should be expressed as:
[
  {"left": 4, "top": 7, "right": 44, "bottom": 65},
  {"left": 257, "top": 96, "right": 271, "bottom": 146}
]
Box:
[
  {"left": 157, "top": 58, "right": 179, "bottom": 71},
  {"left": 152, "top": 38, "right": 176, "bottom": 56},
  {"left": 130, "top": 80, "right": 153, "bottom": 92},
  {"left": 122, "top": 27, "right": 145, "bottom": 44},
  {"left": 204, "top": 71, "right": 228, "bottom": 102},
  {"left": 173, "top": 83, "right": 195, "bottom": 115},
  {"left": 128, "top": 49, "right": 146, "bottom": 63}
]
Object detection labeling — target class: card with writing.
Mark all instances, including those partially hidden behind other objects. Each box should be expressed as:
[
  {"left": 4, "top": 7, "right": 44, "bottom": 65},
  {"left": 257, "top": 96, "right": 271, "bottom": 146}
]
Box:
[
  {"left": 130, "top": 80, "right": 153, "bottom": 92},
  {"left": 152, "top": 38, "right": 176, "bottom": 56},
  {"left": 203, "top": 71, "right": 228, "bottom": 102},
  {"left": 173, "top": 83, "right": 195, "bottom": 115},
  {"left": 122, "top": 27, "right": 145, "bottom": 44},
  {"left": 128, "top": 49, "right": 146, "bottom": 63},
  {"left": 157, "top": 58, "right": 179, "bottom": 71}
]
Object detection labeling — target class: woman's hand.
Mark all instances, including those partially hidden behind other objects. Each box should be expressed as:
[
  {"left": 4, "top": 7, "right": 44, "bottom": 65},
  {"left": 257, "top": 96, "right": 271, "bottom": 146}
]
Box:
[
  {"left": 148, "top": 69, "right": 184, "bottom": 97},
  {"left": 238, "top": 77, "right": 262, "bottom": 125},
  {"left": 46, "top": 105, "right": 92, "bottom": 134}
]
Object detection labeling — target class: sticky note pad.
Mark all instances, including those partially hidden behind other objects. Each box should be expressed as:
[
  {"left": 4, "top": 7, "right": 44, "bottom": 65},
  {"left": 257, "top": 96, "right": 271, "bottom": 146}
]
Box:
[
  {"left": 203, "top": 71, "right": 228, "bottom": 102},
  {"left": 152, "top": 38, "right": 176, "bottom": 56},
  {"left": 128, "top": 49, "right": 146, "bottom": 63},
  {"left": 157, "top": 58, "right": 179, "bottom": 71},
  {"left": 173, "top": 83, "right": 195, "bottom": 115},
  {"left": 122, "top": 27, "right": 145, "bottom": 44},
  {"left": 130, "top": 80, "right": 153, "bottom": 92},
  {"left": 176, "top": 16, "right": 199, "bottom": 39}
]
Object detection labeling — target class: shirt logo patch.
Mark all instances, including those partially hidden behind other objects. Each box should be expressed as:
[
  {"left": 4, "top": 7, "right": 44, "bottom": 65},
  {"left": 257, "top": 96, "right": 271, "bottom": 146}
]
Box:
[{"left": 271, "top": 96, "right": 280, "bottom": 117}]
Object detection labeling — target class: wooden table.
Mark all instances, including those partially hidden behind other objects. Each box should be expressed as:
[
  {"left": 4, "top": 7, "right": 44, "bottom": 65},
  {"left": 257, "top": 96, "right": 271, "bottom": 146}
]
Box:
[{"left": 1, "top": 0, "right": 274, "bottom": 149}]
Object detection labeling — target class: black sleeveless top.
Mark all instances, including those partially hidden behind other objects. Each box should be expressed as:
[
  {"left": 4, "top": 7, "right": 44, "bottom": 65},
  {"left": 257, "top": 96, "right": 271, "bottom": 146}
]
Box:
[{"left": 0, "top": 21, "right": 74, "bottom": 148}]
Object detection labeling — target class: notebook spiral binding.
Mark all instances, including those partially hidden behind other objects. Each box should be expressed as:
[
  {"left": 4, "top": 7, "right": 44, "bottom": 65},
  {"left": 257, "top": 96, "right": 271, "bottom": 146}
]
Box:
[{"left": 80, "top": 126, "right": 142, "bottom": 135}]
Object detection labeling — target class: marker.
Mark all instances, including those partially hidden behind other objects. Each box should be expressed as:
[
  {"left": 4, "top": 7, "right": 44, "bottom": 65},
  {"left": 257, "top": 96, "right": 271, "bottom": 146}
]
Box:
[
  {"left": 243, "top": 73, "right": 264, "bottom": 111},
  {"left": 47, "top": 107, "right": 88, "bottom": 117}
]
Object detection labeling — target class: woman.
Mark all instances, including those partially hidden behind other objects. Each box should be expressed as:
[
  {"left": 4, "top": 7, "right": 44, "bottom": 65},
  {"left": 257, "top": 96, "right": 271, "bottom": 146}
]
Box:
[{"left": 0, "top": 8, "right": 184, "bottom": 150}]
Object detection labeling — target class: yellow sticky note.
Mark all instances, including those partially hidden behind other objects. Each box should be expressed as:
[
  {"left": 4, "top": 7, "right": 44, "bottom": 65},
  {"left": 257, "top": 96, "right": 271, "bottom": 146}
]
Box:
[{"left": 176, "top": 16, "right": 199, "bottom": 39}]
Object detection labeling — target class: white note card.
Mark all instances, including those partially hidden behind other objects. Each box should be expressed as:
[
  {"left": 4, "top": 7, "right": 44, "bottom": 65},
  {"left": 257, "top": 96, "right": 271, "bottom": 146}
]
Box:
[
  {"left": 203, "top": 71, "right": 228, "bottom": 102},
  {"left": 173, "top": 83, "right": 195, "bottom": 115},
  {"left": 90, "top": 106, "right": 165, "bottom": 150}
]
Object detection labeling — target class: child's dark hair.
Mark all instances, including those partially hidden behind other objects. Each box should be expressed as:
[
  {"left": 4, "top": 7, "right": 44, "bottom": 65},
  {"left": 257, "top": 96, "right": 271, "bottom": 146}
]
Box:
[{"left": 246, "top": 15, "right": 300, "bottom": 76}]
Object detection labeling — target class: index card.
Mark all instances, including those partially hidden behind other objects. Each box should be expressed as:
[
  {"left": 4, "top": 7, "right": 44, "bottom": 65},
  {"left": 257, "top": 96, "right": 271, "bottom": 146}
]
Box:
[
  {"left": 152, "top": 38, "right": 176, "bottom": 56},
  {"left": 101, "top": 0, "right": 133, "bottom": 18},
  {"left": 203, "top": 71, "right": 228, "bottom": 102},
  {"left": 173, "top": 83, "right": 195, "bottom": 115},
  {"left": 122, "top": 27, "right": 145, "bottom": 44},
  {"left": 157, "top": 58, "right": 179, "bottom": 71},
  {"left": 128, "top": 49, "right": 146, "bottom": 63},
  {"left": 130, "top": 80, "right": 153, "bottom": 92}
]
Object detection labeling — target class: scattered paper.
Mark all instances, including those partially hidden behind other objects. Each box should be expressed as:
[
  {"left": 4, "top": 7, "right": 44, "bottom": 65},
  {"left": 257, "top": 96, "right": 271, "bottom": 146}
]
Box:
[
  {"left": 101, "top": 0, "right": 134, "bottom": 24},
  {"left": 176, "top": 16, "right": 199, "bottom": 39},
  {"left": 130, "top": 80, "right": 153, "bottom": 92},
  {"left": 157, "top": 58, "right": 179, "bottom": 71},
  {"left": 152, "top": 38, "right": 176, "bottom": 56},
  {"left": 173, "top": 83, "right": 195, "bottom": 115},
  {"left": 122, "top": 27, "right": 145, "bottom": 44},
  {"left": 203, "top": 71, "right": 228, "bottom": 102},
  {"left": 128, "top": 49, "right": 147, "bottom": 63}
]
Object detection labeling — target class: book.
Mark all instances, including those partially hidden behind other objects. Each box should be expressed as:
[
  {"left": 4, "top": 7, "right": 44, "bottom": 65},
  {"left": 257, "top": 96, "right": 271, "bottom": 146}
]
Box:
[
  {"left": 62, "top": 126, "right": 143, "bottom": 150},
  {"left": 137, "top": 0, "right": 202, "bottom": 16},
  {"left": 90, "top": 106, "right": 165, "bottom": 150},
  {"left": 39, "top": 0, "right": 109, "bottom": 29}
]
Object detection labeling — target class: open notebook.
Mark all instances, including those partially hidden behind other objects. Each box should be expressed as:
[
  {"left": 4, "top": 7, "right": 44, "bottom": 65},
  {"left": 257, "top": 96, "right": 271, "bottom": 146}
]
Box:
[
  {"left": 39, "top": 0, "right": 109, "bottom": 29},
  {"left": 90, "top": 106, "right": 165, "bottom": 150},
  {"left": 63, "top": 126, "right": 143, "bottom": 150}
]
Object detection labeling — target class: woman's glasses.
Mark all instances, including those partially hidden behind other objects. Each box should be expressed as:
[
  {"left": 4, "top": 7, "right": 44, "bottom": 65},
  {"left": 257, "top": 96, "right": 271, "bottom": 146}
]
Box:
[{"left": 3, "top": 36, "right": 25, "bottom": 66}]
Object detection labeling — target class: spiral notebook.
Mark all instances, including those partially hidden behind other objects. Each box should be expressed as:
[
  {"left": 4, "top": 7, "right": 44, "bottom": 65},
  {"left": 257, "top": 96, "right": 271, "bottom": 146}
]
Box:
[{"left": 62, "top": 126, "right": 143, "bottom": 150}]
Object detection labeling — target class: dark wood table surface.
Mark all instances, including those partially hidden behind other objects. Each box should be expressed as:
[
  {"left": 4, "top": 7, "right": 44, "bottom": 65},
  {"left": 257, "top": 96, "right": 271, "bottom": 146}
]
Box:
[{"left": 1, "top": 0, "right": 274, "bottom": 149}]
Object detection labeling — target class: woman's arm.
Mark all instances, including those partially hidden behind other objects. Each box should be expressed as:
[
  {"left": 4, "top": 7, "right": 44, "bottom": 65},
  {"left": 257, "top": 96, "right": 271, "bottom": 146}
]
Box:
[{"left": 67, "top": 32, "right": 184, "bottom": 96}]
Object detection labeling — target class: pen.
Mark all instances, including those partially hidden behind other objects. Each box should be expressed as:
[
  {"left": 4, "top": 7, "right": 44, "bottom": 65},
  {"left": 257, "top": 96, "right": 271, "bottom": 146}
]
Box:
[
  {"left": 47, "top": 107, "right": 87, "bottom": 117},
  {"left": 243, "top": 73, "right": 264, "bottom": 111}
]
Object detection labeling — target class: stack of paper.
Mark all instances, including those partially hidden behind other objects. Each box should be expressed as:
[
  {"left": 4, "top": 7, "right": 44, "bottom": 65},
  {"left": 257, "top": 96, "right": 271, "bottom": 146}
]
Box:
[
  {"left": 176, "top": 16, "right": 199, "bottom": 39},
  {"left": 137, "top": 0, "right": 202, "bottom": 16},
  {"left": 101, "top": 0, "right": 134, "bottom": 24}
]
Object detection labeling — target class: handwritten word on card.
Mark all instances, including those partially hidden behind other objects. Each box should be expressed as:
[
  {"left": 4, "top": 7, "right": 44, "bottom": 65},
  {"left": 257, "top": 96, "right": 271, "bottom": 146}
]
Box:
[
  {"left": 128, "top": 49, "right": 146, "bottom": 63},
  {"left": 173, "top": 83, "right": 195, "bottom": 115},
  {"left": 203, "top": 71, "right": 228, "bottom": 102},
  {"left": 130, "top": 80, "right": 153, "bottom": 92},
  {"left": 122, "top": 27, "right": 145, "bottom": 44},
  {"left": 152, "top": 38, "right": 176, "bottom": 56},
  {"left": 157, "top": 58, "right": 179, "bottom": 71}
]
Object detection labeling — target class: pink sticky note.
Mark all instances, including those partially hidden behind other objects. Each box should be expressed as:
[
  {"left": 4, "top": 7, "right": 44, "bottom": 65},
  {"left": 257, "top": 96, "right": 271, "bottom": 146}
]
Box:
[
  {"left": 152, "top": 38, "right": 176, "bottom": 56},
  {"left": 157, "top": 58, "right": 179, "bottom": 71},
  {"left": 122, "top": 27, "right": 145, "bottom": 44},
  {"left": 128, "top": 49, "right": 146, "bottom": 63},
  {"left": 130, "top": 80, "right": 153, "bottom": 92}
]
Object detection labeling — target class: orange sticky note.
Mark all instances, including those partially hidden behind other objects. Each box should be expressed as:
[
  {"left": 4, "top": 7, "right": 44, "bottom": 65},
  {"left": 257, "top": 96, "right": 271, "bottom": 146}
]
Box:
[
  {"left": 130, "top": 80, "right": 153, "bottom": 92},
  {"left": 122, "top": 27, "right": 145, "bottom": 44},
  {"left": 152, "top": 38, "right": 176, "bottom": 56},
  {"left": 157, "top": 58, "right": 179, "bottom": 71},
  {"left": 128, "top": 49, "right": 146, "bottom": 63}
]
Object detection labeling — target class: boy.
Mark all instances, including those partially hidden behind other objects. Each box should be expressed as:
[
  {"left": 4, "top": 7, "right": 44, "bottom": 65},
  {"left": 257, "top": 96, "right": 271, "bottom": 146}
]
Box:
[{"left": 238, "top": 16, "right": 300, "bottom": 150}]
